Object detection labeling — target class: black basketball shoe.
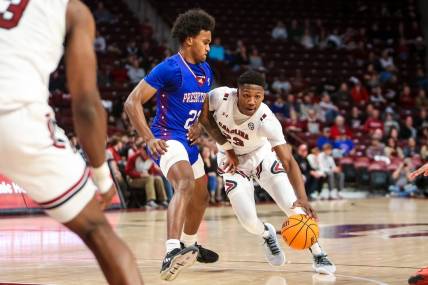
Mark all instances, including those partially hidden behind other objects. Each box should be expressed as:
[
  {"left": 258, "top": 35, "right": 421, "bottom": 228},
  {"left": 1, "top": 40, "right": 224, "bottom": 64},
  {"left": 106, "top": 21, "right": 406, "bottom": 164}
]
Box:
[
  {"left": 160, "top": 245, "right": 199, "bottom": 281},
  {"left": 180, "top": 242, "right": 219, "bottom": 263}
]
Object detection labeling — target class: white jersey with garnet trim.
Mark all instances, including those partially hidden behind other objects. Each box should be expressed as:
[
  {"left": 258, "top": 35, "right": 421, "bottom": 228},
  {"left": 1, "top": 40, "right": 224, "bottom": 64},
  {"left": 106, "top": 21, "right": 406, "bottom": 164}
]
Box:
[
  {"left": 0, "top": 0, "right": 68, "bottom": 113},
  {"left": 208, "top": 86, "right": 286, "bottom": 157}
]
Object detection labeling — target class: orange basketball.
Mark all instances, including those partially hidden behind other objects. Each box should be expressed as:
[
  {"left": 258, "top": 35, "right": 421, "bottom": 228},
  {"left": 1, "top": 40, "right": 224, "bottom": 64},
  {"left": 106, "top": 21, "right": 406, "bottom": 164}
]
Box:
[{"left": 281, "top": 214, "right": 319, "bottom": 250}]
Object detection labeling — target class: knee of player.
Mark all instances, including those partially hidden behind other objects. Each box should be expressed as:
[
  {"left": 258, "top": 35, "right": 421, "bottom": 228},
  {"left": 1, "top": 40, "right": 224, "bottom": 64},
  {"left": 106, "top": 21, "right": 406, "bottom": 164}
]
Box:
[
  {"left": 78, "top": 220, "right": 112, "bottom": 244},
  {"left": 175, "top": 177, "right": 195, "bottom": 193}
]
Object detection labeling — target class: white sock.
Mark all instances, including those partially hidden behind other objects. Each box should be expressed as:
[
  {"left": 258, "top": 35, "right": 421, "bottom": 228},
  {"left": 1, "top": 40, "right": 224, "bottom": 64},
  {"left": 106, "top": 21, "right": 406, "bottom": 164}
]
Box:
[
  {"left": 165, "top": 239, "right": 181, "bottom": 253},
  {"left": 181, "top": 232, "right": 197, "bottom": 247},
  {"left": 310, "top": 242, "right": 323, "bottom": 256}
]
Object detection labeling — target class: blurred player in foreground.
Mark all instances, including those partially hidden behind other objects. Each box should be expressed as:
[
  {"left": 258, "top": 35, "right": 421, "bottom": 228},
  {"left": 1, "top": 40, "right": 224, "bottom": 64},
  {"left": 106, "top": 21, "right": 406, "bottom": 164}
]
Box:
[{"left": 0, "top": 0, "right": 143, "bottom": 284}]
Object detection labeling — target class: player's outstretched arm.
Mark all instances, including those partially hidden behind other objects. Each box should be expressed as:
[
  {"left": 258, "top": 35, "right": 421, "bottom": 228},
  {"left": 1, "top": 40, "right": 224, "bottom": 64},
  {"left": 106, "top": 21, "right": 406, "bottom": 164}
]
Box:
[
  {"left": 274, "top": 144, "right": 318, "bottom": 220},
  {"left": 66, "top": 0, "right": 115, "bottom": 205},
  {"left": 124, "top": 80, "right": 167, "bottom": 158}
]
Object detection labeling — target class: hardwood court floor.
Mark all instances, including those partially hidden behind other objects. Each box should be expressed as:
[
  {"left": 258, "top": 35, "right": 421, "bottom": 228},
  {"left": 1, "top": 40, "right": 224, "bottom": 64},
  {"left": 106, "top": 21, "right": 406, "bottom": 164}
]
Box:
[{"left": 0, "top": 198, "right": 427, "bottom": 285}]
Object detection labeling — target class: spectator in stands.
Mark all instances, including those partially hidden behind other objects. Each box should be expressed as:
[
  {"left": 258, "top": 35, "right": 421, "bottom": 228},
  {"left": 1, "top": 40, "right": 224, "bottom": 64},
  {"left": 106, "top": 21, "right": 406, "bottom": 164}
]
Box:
[
  {"left": 317, "top": 127, "right": 333, "bottom": 149},
  {"left": 331, "top": 82, "right": 352, "bottom": 109},
  {"left": 299, "top": 92, "right": 316, "bottom": 120},
  {"left": 420, "top": 140, "right": 428, "bottom": 160},
  {"left": 285, "top": 110, "right": 304, "bottom": 132},
  {"left": 125, "top": 142, "right": 168, "bottom": 209},
  {"left": 384, "top": 111, "right": 400, "bottom": 135},
  {"left": 111, "top": 60, "right": 129, "bottom": 84},
  {"left": 399, "top": 84, "right": 415, "bottom": 109},
  {"left": 107, "top": 136, "right": 124, "bottom": 166},
  {"left": 271, "top": 96, "right": 286, "bottom": 119},
  {"left": 201, "top": 146, "right": 218, "bottom": 204},
  {"left": 306, "top": 147, "right": 326, "bottom": 200},
  {"left": 319, "top": 92, "right": 338, "bottom": 124},
  {"left": 403, "top": 138, "right": 420, "bottom": 158},
  {"left": 366, "top": 136, "right": 389, "bottom": 163},
  {"left": 288, "top": 19, "right": 303, "bottom": 42},
  {"left": 385, "top": 138, "right": 404, "bottom": 160},
  {"left": 208, "top": 37, "right": 225, "bottom": 61},
  {"left": 295, "top": 144, "right": 325, "bottom": 200},
  {"left": 330, "top": 115, "right": 352, "bottom": 140},
  {"left": 305, "top": 109, "right": 322, "bottom": 135},
  {"left": 388, "top": 158, "right": 418, "bottom": 197},
  {"left": 400, "top": 116, "right": 417, "bottom": 140},
  {"left": 326, "top": 28, "right": 342, "bottom": 48},
  {"left": 291, "top": 69, "right": 307, "bottom": 92},
  {"left": 272, "top": 21, "right": 288, "bottom": 40},
  {"left": 94, "top": 2, "right": 115, "bottom": 24},
  {"left": 351, "top": 80, "right": 369, "bottom": 105},
  {"left": 415, "top": 108, "right": 428, "bottom": 131},
  {"left": 416, "top": 68, "right": 428, "bottom": 90},
  {"left": 301, "top": 28, "right": 315, "bottom": 49},
  {"left": 272, "top": 72, "right": 292, "bottom": 94},
  {"left": 140, "top": 18, "right": 154, "bottom": 40},
  {"left": 94, "top": 31, "right": 106, "bottom": 54},
  {"left": 249, "top": 48, "right": 264, "bottom": 70},
  {"left": 364, "top": 64, "right": 380, "bottom": 88},
  {"left": 127, "top": 58, "right": 146, "bottom": 85},
  {"left": 126, "top": 41, "right": 139, "bottom": 56},
  {"left": 283, "top": 94, "right": 301, "bottom": 118},
  {"left": 319, "top": 144, "right": 344, "bottom": 199},
  {"left": 347, "top": 106, "right": 364, "bottom": 129},
  {"left": 397, "top": 37, "right": 409, "bottom": 61},
  {"left": 333, "top": 133, "right": 355, "bottom": 157},
  {"left": 415, "top": 89, "right": 428, "bottom": 110},
  {"left": 107, "top": 42, "right": 123, "bottom": 56},
  {"left": 364, "top": 108, "right": 383, "bottom": 134},
  {"left": 387, "top": 126, "right": 400, "bottom": 142},
  {"left": 369, "top": 86, "right": 386, "bottom": 107}
]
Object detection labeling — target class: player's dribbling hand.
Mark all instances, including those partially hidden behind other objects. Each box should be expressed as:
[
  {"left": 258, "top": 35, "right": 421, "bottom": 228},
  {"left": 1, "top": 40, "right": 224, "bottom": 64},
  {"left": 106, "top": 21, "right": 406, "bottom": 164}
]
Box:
[
  {"left": 147, "top": 138, "right": 168, "bottom": 159},
  {"left": 187, "top": 123, "right": 203, "bottom": 145},
  {"left": 99, "top": 184, "right": 116, "bottom": 210},
  {"left": 222, "top": 149, "right": 238, "bottom": 174},
  {"left": 409, "top": 163, "right": 428, "bottom": 180},
  {"left": 292, "top": 199, "right": 318, "bottom": 222}
]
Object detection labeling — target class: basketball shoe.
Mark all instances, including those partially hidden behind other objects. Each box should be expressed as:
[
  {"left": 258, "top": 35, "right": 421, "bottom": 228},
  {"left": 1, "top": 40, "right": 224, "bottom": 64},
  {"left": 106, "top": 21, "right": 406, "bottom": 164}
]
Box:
[
  {"left": 312, "top": 253, "right": 336, "bottom": 274},
  {"left": 160, "top": 245, "right": 199, "bottom": 281},
  {"left": 263, "top": 223, "right": 286, "bottom": 266},
  {"left": 180, "top": 242, "right": 219, "bottom": 263},
  {"left": 408, "top": 267, "right": 428, "bottom": 285}
]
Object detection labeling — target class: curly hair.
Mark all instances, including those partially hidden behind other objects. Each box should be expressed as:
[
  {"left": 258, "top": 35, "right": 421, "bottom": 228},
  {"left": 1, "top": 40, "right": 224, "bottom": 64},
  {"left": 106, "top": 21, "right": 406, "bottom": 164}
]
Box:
[
  {"left": 237, "top": 70, "right": 265, "bottom": 88},
  {"left": 171, "top": 9, "right": 215, "bottom": 44}
]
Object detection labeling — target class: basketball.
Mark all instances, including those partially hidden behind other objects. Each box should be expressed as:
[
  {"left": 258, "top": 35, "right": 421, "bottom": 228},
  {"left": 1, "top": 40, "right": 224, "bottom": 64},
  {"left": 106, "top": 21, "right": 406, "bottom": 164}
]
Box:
[{"left": 281, "top": 214, "right": 319, "bottom": 250}]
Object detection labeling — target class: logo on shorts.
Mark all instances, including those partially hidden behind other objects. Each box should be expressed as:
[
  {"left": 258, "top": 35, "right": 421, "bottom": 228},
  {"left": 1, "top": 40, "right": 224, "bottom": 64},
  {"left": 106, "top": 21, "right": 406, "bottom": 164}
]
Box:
[
  {"left": 225, "top": 179, "right": 238, "bottom": 195},
  {"left": 248, "top": 122, "right": 254, "bottom": 130},
  {"left": 271, "top": 160, "right": 285, "bottom": 174}
]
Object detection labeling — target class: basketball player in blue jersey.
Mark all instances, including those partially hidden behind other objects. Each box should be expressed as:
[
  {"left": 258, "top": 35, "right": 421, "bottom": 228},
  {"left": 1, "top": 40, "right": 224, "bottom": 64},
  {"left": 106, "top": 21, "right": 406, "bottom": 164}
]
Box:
[{"left": 125, "top": 9, "right": 223, "bottom": 281}]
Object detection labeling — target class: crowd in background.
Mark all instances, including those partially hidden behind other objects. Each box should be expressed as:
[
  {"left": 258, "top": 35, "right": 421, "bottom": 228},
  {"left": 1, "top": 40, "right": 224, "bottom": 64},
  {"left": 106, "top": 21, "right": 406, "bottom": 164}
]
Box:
[{"left": 53, "top": 0, "right": 428, "bottom": 208}]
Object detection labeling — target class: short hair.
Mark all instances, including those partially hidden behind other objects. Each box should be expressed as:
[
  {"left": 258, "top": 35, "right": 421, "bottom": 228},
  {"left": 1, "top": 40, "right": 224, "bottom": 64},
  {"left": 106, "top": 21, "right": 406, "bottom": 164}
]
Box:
[
  {"left": 237, "top": 70, "right": 265, "bottom": 88},
  {"left": 171, "top": 9, "right": 215, "bottom": 44}
]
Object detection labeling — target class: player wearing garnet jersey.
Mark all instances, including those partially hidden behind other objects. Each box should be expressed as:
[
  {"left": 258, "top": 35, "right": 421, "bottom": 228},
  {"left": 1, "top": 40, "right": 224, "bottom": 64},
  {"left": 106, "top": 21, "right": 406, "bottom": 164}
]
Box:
[
  {"left": 0, "top": 1, "right": 143, "bottom": 284},
  {"left": 199, "top": 70, "right": 336, "bottom": 274}
]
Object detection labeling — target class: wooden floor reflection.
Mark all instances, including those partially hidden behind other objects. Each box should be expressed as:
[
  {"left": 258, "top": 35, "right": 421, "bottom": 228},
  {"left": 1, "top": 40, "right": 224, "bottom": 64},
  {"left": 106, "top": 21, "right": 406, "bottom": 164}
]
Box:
[{"left": 0, "top": 198, "right": 427, "bottom": 285}]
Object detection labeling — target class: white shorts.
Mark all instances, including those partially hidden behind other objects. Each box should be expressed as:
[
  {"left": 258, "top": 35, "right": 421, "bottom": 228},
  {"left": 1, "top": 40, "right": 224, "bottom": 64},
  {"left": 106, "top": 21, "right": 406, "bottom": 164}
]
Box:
[
  {"left": 159, "top": 140, "right": 205, "bottom": 179},
  {"left": 0, "top": 103, "right": 96, "bottom": 223},
  {"left": 218, "top": 150, "right": 304, "bottom": 217}
]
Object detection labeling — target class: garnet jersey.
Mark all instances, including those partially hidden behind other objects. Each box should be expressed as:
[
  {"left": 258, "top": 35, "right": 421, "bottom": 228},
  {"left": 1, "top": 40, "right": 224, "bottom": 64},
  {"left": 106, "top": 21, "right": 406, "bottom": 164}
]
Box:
[
  {"left": 208, "top": 86, "right": 286, "bottom": 171},
  {"left": 0, "top": 0, "right": 68, "bottom": 113}
]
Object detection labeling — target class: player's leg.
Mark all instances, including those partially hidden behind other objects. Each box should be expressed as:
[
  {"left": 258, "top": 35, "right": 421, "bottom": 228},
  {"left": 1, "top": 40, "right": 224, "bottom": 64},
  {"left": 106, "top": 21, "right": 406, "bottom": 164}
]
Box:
[
  {"left": 181, "top": 154, "right": 219, "bottom": 263},
  {"left": 223, "top": 171, "right": 285, "bottom": 266},
  {"left": 0, "top": 104, "right": 143, "bottom": 284},
  {"left": 255, "top": 153, "right": 336, "bottom": 274},
  {"left": 158, "top": 140, "right": 199, "bottom": 281},
  {"left": 65, "top": 195, "right": 143, "bottom": 284}
]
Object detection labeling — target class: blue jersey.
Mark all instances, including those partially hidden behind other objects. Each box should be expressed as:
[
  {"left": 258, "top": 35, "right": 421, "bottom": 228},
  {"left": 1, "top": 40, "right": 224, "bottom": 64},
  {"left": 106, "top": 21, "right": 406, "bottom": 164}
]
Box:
[{"left": 144, "top": 53, "right": 213, "bottom": 164}]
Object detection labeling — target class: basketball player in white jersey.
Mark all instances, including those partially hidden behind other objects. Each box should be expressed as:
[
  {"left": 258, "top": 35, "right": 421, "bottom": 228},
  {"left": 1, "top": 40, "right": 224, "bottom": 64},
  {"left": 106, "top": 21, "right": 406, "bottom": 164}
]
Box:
[
  {"left": 198, "top": 70, "right": 336, "bottom": 274},
  {"left": 0, "top": 1, "right": 143, "bottom": 284}
]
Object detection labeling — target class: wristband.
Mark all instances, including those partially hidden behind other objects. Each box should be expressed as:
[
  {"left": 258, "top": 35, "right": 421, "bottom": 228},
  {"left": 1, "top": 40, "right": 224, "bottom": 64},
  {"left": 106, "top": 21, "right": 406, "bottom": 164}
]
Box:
[
  {"left": 221, "top": 141, "right": 233, "bottom": 151},
  {"left": 92, "top": 162, "right": 114, "bottom": 194}
]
